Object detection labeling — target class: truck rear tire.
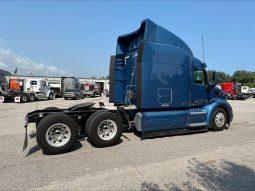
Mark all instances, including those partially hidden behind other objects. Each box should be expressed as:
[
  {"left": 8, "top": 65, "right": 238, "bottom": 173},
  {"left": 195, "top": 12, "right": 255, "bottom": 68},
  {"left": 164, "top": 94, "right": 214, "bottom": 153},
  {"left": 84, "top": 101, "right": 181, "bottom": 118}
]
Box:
[
  {"left": 211, "top": 108, "right": 227, "bottom": 131},
  {"left": 87, "top": 112, "right": 122, "bottom": 147},
  {"left": 85, "top": 111, "right": 108, "bottom": 136},
  {"left": 36, "top": 113, "right": 78, "bottom": 154},
  {"left": 21, "top": 95, "right": 27, "bottom": 103}
]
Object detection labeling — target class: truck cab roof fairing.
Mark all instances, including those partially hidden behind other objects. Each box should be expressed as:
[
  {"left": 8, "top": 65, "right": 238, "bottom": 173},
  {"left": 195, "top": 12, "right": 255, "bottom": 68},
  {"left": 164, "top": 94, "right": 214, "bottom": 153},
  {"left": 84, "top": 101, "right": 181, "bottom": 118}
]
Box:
[{"left": 116, "top": 19, "right": 193, "bottom": 56}]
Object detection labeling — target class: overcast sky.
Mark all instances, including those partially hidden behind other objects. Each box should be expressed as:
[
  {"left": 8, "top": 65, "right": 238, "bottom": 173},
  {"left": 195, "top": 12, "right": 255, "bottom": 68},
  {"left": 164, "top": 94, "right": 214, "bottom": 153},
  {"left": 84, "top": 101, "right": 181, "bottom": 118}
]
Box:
[{"left": 0, "top": 1, "right": 254, "bottom": 77}]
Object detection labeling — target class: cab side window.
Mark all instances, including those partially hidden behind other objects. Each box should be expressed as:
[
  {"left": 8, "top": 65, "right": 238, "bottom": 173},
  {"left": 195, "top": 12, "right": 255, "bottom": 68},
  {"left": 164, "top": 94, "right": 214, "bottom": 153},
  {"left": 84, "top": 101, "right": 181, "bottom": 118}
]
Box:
[
  {"left": 30, "top": 81, "right": 37, "bottom": 85},
  {"left": 193, "top": 69, "right": 205, "bottom": 85}
]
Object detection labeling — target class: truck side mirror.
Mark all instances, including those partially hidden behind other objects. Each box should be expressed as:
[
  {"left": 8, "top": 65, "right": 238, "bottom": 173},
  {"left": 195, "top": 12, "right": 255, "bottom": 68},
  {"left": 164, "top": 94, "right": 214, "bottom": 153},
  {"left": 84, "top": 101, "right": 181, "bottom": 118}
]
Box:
[{"left": 212, "top": 72, "right": 218, "bottom": 85}]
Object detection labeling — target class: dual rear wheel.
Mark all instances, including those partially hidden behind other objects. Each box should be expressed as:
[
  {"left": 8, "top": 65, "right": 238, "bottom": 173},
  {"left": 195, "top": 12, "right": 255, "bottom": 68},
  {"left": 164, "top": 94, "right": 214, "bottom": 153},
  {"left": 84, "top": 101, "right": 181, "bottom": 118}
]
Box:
[
  {"left": 36, "top": 111, "right": 122, "bottom": 154},
  {"left": 86, "top": 112, "right": 122, "bottom": 147}
]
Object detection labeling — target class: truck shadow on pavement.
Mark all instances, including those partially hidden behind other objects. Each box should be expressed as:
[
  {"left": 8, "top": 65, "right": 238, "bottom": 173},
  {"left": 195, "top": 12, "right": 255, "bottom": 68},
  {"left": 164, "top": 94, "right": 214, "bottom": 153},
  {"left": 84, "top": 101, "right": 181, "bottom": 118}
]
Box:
[
  {"left": 141, "top": 158, "right": 255, "bottom": 191},
  {"left": 25, "top": 142, "right": 83, "bottom": 156}
]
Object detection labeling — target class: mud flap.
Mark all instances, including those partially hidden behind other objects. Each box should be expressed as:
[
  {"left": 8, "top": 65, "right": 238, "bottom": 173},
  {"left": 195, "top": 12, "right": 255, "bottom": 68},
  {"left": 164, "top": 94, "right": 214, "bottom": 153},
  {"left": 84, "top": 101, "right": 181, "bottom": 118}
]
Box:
[
  {"left": 23, "top": 117, "right": 29, "bottom": 151},
  {"left": 23, "top": 126, "right": 28, "bottom": 151}
]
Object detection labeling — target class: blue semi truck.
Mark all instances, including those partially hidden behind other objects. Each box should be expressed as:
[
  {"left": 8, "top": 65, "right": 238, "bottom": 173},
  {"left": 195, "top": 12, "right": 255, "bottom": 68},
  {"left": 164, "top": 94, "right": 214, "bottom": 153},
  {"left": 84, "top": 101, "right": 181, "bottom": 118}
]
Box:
[{"left": 23, "top": 19, "right": 233, "bottom": 154}]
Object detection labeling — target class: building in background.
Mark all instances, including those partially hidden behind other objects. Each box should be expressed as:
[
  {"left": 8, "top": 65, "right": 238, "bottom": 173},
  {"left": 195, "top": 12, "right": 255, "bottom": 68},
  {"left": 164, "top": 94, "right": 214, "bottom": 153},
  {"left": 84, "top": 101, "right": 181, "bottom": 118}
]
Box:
[{"left": 0, "top": 69, "right": 109, "bottom": 94}]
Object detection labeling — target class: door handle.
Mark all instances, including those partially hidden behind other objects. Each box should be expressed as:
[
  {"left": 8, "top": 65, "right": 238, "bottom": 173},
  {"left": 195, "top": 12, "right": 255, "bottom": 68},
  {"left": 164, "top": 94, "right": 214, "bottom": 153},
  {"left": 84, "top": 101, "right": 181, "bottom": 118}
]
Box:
[{"left": 192, "top": 100, "right": 198, "bottom": 103}]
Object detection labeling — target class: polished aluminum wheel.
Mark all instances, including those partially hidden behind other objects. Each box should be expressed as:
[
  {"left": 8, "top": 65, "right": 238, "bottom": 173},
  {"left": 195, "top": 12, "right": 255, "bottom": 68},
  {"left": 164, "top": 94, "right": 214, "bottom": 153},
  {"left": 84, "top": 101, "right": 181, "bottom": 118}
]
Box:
[
  {"left": 215, "top": 112, "right": 225, "bottom": 128},
  {"left": 46, "top": 123, "right": 71, "bottom": 147},
  {"left": 97, "top": 119, "right": 117, "bottom": 141}
]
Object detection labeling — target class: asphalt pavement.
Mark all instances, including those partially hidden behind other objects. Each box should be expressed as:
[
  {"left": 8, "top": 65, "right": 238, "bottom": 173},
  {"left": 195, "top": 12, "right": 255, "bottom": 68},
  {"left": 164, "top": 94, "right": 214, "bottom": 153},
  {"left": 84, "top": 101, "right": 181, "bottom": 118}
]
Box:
[{"left": 0, "top": 97, "right": 255, "bottom": 190}]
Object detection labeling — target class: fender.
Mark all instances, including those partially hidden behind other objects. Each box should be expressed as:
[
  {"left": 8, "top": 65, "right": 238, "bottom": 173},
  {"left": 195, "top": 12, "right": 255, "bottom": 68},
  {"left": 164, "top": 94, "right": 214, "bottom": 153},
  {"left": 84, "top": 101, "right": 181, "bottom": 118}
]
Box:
[{"left": 204, "top": 98, "right": 233, "bottom": 128}]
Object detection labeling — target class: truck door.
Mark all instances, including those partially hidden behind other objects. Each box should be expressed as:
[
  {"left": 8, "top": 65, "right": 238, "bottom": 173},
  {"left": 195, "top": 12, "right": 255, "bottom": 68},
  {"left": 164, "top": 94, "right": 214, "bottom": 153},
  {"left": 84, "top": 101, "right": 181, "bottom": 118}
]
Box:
[
  {"left": 187, "top": 67, "right": 208, "bottom": 129},
  {"left": 41, "top": 81, "right": 47, "bottom": 96},
  {"left": 190, "top": 68, "right": 207, "bottom": 107}
]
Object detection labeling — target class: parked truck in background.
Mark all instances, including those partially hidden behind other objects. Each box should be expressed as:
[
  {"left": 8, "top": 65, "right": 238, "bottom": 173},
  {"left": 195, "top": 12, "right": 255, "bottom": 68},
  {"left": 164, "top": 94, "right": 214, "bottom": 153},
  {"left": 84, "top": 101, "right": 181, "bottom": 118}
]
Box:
[
  {"left": 23, "top": 19, "right": 233, "bottom": 155},
  {"left": 81, "top": 82, "right": 103, "bottom": 97},
  {"left": 64, "top": 88, "right": 84, "bottom": 100},
  {"left": 1, "top": 79, "right": 21, "bottom": 103},
  {"left": 250, "top": 87, "right": 255, "bottom": 98},
  {"left": 62, "top": 77, "right": 85, "bottom": 100},
  {"left": 14, "top": 79, "right": 54, "bottom": 103},
  {"left": 95, "top": 82, "right": 104, "bottom": 96},
  {"left": 220, "top": 82, "right": 248, "bottom": 100},
  {"left": 48, "top": 79, "right": 62, "bottom": 97},
  {"left": 0, "top": 79, "right": 22, "bottom": 103},
  {"left": 241, "top": 86, "right": 252, "bottom": 96},
  {"left": 61, "top": 77, "right": 76, "bottom": 93},
  {"left": 0, "top": 86, "right": 4, "bottom": 102}
]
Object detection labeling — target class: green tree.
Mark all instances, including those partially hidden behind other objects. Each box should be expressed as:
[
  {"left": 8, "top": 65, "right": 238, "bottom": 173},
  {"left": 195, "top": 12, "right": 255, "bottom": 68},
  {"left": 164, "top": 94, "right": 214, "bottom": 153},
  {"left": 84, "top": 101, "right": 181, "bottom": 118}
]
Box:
[
  {"left": 207, "top": 70, "right": 231, "bottom": 83},
  {"left": 232, "top": 70, "right": 253, "bottom": 84},
  {"left": 207, "top": 69, "right": 255, "bottom": 86}
]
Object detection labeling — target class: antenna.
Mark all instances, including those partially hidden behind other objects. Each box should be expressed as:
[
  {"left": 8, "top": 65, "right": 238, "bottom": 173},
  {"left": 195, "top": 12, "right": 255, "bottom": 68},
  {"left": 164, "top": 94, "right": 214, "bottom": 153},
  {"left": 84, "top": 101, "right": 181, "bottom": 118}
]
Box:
[{"left": 202, "top": 35, "right": 205, "bottom": 63}]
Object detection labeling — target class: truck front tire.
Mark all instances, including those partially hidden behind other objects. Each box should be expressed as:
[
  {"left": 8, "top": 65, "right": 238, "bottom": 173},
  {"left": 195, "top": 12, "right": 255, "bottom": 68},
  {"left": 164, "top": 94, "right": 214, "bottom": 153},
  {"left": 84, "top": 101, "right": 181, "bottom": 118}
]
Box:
[
  {"left": 36, "top": 113, "right": 78, "bottom": 154},
  {"left": 211, "top": 108, "right": 227, "bottom": 131},
  {"left": 87, "top": 112, "right": 122, "bottom": 147}
]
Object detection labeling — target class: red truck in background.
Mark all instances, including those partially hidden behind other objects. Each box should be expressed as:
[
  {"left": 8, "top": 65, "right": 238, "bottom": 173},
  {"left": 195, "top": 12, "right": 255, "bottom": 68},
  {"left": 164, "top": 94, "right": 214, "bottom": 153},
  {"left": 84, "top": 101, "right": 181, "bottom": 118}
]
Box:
[
  {"left": 81, "top": 82, "right": 103, "bottom": 97},
  {"left": 220, "top": 82, "right": 248, "bottom": 100}
]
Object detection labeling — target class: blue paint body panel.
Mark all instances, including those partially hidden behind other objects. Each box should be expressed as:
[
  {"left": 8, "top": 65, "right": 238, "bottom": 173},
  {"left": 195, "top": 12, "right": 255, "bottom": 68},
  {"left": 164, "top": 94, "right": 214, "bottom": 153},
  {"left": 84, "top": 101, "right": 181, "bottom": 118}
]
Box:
[
  {"left": 140, "top": 42, "right": 191, "bottom": 109},
  {"left": 142, "top": 110, "right": 186, "bottom": 132}
]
